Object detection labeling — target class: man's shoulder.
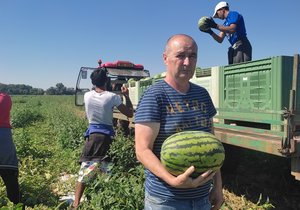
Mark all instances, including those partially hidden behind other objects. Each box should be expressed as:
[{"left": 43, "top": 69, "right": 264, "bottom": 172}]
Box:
[
  {"left": 105, "top": 91, "right": 117, "bottom": 96},
  {"left": 190, "top": 82, "right": 209, "bottom": 93},
  {"left": 143, "top": 80, "right": 165, "bottom": 93},
  {"left": 229, "top": 10, "right": 240, "bottom": 15},
  {"left": 228, "top": 11, "right": 241, "bottom": 19}
]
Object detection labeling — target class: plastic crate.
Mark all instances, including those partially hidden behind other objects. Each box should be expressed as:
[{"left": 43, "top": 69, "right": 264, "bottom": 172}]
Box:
[
  {"left": 218, "top": 56, "right": 297, "bottom": 130},
  {"left": 191, "top": 67, "right": 220, "bottom": 109}
]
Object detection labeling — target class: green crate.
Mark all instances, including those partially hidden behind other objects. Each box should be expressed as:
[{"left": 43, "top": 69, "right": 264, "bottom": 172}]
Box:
[
  {"left": 195, "top": 68, "right": 211, "bottom": 77},
  {"left": 137, "top": 78, "right": 154, "bottom": 99},
  {"left": 218, "top": 56, "right": 298, "bottom": 130},
  {"left": 153, "top": 72, "right": 166, "bottom": 82}
]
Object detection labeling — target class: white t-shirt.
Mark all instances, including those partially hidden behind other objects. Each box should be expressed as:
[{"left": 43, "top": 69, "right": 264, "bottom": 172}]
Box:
[{"left": 84, "top": 90, "right": 122, "bottom": 126}]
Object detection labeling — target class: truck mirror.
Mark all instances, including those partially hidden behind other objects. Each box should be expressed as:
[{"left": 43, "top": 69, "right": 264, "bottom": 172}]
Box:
[
  {"left": 82, "top": 70, "right": 87, "bottom": 79},
  {"left": 75, "top": 88, "right": 89, "bottom": 106}
]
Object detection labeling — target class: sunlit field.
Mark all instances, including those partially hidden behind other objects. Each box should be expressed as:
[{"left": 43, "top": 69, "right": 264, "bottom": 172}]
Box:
[{"left": 0, "top": 95, "right": 299, "bottom": 210}]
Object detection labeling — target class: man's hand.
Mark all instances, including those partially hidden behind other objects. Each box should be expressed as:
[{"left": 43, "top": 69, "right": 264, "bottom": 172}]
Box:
[
  {"left": 207, "top": 17, "right": 218, "bottom": 29},
  {"left": 121, "top": 85, "right": 129, "bottom": 96},
  {"left": 168, "top": 166, "right": 215, "bottom": 188},
  {"left": 200, "top": 28, "right": 213, "bottom": 35}
]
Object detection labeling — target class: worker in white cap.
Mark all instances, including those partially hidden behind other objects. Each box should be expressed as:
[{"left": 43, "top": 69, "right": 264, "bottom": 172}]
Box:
[{"left": 200, "top": 1, "right": 252, "bottom": 64}]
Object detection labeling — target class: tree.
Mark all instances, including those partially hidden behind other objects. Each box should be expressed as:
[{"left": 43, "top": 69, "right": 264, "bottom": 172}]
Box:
[
  {"left": 0, "top": 83, "right": 44, "bottom": 95},
  {"left": 56, "top": 83, "right": 67, "bottom": 95},
  {"left": 45, "top": 87, "right": 57, "bottom": 95},
  {"left": 1, "top": 82, "right": 74, "bottom": 95},
  {"left": 45, "top": 83, "right": 75, "bottom": 95}
]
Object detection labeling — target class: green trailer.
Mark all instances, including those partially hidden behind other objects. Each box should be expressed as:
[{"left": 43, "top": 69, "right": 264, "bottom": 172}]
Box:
[{"left": 213, "top": 54, "right": 300, "bottom": 180}]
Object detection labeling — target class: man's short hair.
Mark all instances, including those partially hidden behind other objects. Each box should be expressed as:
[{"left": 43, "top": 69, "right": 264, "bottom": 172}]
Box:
[{"left": 90, "top": 68, "right": 107, "bottom": 87}]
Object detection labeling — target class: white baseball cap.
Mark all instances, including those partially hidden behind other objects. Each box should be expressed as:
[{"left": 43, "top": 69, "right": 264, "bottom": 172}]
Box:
[{"left": 213, "top": 1, "right": 229, "bottom": 18}]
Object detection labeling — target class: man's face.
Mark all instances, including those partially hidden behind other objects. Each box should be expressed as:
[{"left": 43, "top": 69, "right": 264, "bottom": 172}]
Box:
[
  {"left": 216, "top": 8, "right": 226, "bottom": 20},
  {"left": 163, "top": 38, "right": 198, "bottom": 82}
]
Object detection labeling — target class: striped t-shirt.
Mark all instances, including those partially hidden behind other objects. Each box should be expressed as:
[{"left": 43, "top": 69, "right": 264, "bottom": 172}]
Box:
[{"left": 135, "top": 79, "right": 216, "bottom": 199}]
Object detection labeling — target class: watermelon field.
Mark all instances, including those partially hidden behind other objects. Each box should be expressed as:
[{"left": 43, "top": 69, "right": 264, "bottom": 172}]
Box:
[{"left": 0, "top": 95, "right": 299, "bottom": 210}]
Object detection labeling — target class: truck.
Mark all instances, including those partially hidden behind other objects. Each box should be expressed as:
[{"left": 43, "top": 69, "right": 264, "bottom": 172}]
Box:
[
  {"left": 75, "top": 55, "right": 300, "bottom": 181},
  {"left": 75, "top": 59, "right": 150, "bottom": 129}
]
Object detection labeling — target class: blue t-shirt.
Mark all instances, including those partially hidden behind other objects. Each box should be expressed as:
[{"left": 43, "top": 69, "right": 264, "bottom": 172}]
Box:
[
  {"left": 135, "top": 80, "right": 216, "bottom": 199},
  {"left": 224, "top": 11, "right": 247, "bottom": 45}
]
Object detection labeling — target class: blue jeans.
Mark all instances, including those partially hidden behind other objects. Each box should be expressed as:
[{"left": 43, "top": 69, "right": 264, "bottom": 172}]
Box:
[{"left": 144, "top": 192, "right": 211, "bottom": 210}]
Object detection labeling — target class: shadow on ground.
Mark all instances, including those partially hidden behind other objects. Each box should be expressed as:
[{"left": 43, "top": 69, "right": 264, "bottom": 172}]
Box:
[{"left": 221, "top": 147, "right": 300, "bottom": 210}]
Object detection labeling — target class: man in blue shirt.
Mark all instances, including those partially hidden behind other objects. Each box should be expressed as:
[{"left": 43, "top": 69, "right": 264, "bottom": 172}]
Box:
[
  {"left": 135, "top": 34, "right": 224, "bottom": 210},
  {"left": 201, "top": 1, "right": 252, "bottom": 64}
]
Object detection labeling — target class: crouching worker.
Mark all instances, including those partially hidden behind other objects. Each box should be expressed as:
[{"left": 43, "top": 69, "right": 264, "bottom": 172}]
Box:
[{"left": 71, "top": 68, "right": 133, "bottom": 209}]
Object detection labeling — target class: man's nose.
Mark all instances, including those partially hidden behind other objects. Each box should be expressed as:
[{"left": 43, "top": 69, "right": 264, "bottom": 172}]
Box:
[{"left": 183, "top": 57, "right": 190, "bottom": 65}]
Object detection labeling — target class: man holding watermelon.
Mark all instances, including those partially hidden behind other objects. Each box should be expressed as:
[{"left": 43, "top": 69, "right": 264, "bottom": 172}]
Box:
[
  {"left": 199, "top": 1, "right": 252, "bottom": 64},
  {"left": 135, "top": 34, "right": 224, "bottom": 210}
]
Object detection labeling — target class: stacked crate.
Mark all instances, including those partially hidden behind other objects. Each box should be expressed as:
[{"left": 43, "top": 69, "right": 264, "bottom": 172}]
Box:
[
  {"left": 127, "top": 77, "right": 154, "bottom": 109},
  {"left": 191, "top": 66, "right": 220, "bottom": 110},
  {"left": 217, "top": 56, "right": 298, "bottom": 132}
]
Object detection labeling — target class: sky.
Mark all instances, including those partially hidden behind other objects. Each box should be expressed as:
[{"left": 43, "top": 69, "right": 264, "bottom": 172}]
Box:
[{"left": 0, "top": 0, "right": 299, "bottom": 90}]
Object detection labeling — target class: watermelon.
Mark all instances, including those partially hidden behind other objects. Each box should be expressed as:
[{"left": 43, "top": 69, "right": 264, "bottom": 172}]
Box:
[
  {"left": 160, "top": 130, "right": 225, "bottom": 178},
  {"left": 198, "top": 16, "right": 211, "bottom": 31}
]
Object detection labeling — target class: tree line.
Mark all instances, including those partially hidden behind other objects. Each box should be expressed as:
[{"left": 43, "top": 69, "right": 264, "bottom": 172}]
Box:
[{"left": 0, "top": 83, "right": 75, "bottom": 95}]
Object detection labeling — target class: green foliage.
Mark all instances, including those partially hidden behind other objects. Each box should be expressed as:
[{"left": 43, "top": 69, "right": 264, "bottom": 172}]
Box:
[
  {"left": 81, "top": 166, "right": 145, "bottom": 210},
  {"left": 222, "top": 193, "right": 275, "bottom": 210},
  {"left": 54, "top": 117, "right": 87, "bottom": 150},
  {"left": 0, "top": 201, "right": 23, "bottom": 210},
  {"left": 78, "top": 131, "right": 145, "bottom": 210},
  {"left": 0, "top": 95, "right": 282, "bottom": 209},
  {"left": 1, "top": 96, "right": 81, "bottom": 209},
  {"left": 18, "top": 157, "right": 59, "bottom": 207},
  {"left": 11, "top": 108, "right": 43, "bottom": 128},
  {"left": 255, "top": 194, "right": 274, "bottom": 209},
  {"left": 108, "top": 131, "right": 139, "bottom": 174},
  {"left": 14, "top": 128, "right": 50, "bottom": 159},
  {"left": 0, "top": 190, "right": 23, "bottom": 210}
]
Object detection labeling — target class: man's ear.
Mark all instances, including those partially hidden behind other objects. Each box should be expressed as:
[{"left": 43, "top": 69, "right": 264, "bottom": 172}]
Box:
[{"left": 163, "top": 53, "right": 168, "bottom": 65}]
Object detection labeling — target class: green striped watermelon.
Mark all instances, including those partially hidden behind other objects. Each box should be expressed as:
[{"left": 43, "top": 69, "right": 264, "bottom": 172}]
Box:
[
  {"left": 198, "top": 16, "right": 211, "bottom": 31},
  {"left": 160, "top": 130, "right": 225, "bottom": 178}
]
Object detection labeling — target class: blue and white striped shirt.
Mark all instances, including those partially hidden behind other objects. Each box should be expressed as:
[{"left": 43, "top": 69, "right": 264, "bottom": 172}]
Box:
[{"left": 135, "top": 80, "right": 216, "bottom": 199}]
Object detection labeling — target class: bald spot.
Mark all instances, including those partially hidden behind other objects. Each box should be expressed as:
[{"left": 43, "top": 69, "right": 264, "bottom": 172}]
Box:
[{"left": 164, "top": 34, "right": 198, "bottom": 55}]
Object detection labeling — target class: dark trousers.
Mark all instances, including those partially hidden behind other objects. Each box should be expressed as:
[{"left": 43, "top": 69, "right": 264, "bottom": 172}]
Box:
[
  {"left": 79, "top": 133, "right": 112, "bottom": 163},
  {"left": 228, "top": 37, "right": 252, "bottom": 64},
  {"left": 0, "top": 169, "right": 21, "bottom": 204}
]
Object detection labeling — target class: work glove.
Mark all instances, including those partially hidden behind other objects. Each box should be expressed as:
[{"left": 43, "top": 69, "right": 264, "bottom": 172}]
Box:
[
  {"left": 206, "top": 17, "right": 218, "bottom": 29},
  {"left": 200, "top": 28, "right": 213, "bottom": 35}
]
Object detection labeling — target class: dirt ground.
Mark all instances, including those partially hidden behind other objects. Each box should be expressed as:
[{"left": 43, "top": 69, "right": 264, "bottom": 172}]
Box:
[{"left": 221, "top": 147, "right": 300, "bottom": 210}]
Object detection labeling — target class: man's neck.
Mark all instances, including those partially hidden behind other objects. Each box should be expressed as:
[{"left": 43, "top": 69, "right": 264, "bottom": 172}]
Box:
[
  {"left": 224, "top": 10, "right": 229, "bottom": 18},
  {"left": 95, "top": 86, "right": 106, "bottom": 93},
  {"left": 164, "top": 77, "right": 190, "bottom": 94}
]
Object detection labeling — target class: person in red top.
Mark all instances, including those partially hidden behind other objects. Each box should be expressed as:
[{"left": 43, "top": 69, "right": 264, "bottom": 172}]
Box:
[{"left": 0, "top": 92, "right": 21, "bottom": 204}]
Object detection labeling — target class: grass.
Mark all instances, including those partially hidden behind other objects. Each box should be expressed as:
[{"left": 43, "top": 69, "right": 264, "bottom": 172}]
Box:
[{"left": 1, "top": 95, "right": 299, "bottom": 209}]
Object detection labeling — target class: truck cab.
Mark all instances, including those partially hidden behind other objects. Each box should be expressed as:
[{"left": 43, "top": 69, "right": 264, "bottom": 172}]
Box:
[{"left": 75, "top": 59, "right": 150, "bottom": 106}]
